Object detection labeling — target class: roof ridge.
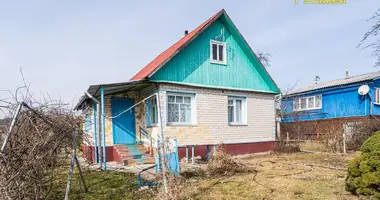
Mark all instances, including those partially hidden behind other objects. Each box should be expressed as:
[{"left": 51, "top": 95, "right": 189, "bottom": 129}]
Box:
[
  {"left": 130, "top": 9, "right": 225, "bottom": 81},
  {"left": 290, "top": 70, "right": 380, "bottom": 95}
]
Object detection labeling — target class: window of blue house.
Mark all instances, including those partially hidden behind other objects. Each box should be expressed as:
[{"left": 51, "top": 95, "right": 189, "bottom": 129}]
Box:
[
  {"left": 294, "top": 95, "right": 322, "bottom": 111},
  {"left": 375, "top": 88, "right": 380, "bottom": 104}
]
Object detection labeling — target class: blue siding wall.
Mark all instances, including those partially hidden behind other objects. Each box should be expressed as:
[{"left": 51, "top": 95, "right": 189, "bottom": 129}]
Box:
[{"left": 282, "top": 83, "right": 372, "bottom": 122}]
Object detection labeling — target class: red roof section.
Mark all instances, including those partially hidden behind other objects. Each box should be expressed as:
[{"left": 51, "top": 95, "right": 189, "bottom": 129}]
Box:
[{"left": 130, "top": 9, "right": 225, "bottom": 81}]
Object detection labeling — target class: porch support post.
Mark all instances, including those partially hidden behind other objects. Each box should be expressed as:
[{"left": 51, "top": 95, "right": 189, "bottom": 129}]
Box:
[
  {"left": 92, "top": 103, "right": 98, "bottom": 163},
  {"left": 206, "top": 145, "right": 210, "bottom": 161},
  {"left": 192, "top": 145, "right": 195, "bottom": 164},
  {"left": 186, "top": 145, "right": 188, "bottom": 162},
  {"left": 97, "top": 102, "right": 102, "bottom": 168},
  {"left": 84, "top": 91, "right": 102, "bottom": 167},
  {"left": 174, "top": 139, "right": 180, "bottom": 174},
  {"left": 101, "top": 85, "right": 107, "bottom": 170}
]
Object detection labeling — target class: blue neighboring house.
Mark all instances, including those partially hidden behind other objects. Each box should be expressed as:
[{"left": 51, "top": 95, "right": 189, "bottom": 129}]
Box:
[{"left": 281, "top": 71, "right": 380, "bottom": 140}]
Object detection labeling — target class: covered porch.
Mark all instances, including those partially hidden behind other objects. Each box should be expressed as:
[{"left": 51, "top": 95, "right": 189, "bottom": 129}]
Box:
[{"left": 75, "top": 80, "right": 161, "bottom": 168}]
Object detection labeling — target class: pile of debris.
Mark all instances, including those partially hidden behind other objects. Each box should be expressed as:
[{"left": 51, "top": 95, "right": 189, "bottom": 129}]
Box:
[{"left": 0, "top": 101, "right": 85, "bottom": 200}]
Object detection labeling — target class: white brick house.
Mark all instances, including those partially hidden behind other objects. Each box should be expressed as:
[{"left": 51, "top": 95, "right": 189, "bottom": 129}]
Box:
[{"left": 75, "top": 9, "right": 279, "bottom": 164}]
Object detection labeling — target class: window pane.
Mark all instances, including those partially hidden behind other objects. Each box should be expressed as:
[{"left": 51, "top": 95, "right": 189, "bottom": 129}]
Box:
[
  {"left": 180, "top": 104, "right": 191, "bottom": 122},
  {"left": 315, "top": 95, "right": 322, "bottom": 108},
  {"left": 376, "top": 88, "right": 379, "bottom": 104},
  {"left": 168, "top": 103, "right": 179, "bottom": 122},
  {"left": 184, "top": 97, "right": 191, "bottom": 103},
  {"left": 218, "top": 45, "right": 224, "bottom": 61},
  {"left": 151, "top": 106, "right": 157, "bottom": 123},
  {"left": 307, "top": 96, "right": 314, "bottom": 109},
  {"left": 168, "top": 96, "right": 175, "bottom": 103},
  {"left": 236, "top": 100, "right": 242, "bottom": 122},
  {"left": 212, "top": 44, "right": 218, "bottom": 60},
  {"left": 176, "top": 96, "right": 183, "bottom": 103},
  {"left": 293, "top": 98, "right": 299, "bottom": 111},
  {"left": 152, "top": 97, "right": 157, "bottom": 105},
  {"left": 300, "top": 98, "right": 307, "bottom": 110},
  {"left": 228, "top": 99, "right": 233, "bottom": 106},
  {"left": 228, "top": 105, "right": 234, "bottom": 122}
]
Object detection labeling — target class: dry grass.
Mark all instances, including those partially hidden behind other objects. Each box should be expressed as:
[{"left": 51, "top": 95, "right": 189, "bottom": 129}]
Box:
[
  {"left": 179, "top": 152, "right": 359, "bottom": 200},
  {"left": 49, "top": 167, "right": 156, "bottom": 200},
  {"left": 43, "top": 152, "right": 359, "bottom": 200},
  {"left": 298, "top": 141, "right": 328, "bottom": 152},
  {"left": 47, "top": 151, "right": 359, "bottom": 200}
]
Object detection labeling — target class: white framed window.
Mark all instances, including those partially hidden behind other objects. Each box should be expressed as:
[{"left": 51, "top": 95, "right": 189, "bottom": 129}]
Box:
[
  {"left": 210, "top": 40, "right": 227, "bottom": 65},
  {"left": 167, "top": 93, "right": 196, "bottom": 125},
  {"left": 293, "top": 95, "right": 322, "bottom": 111},
  {"left": 228, "top": 96, "right": 247, "bottom": 125},
  {"left": 375, "top": 88, "right": 380, "bottom": 105}
]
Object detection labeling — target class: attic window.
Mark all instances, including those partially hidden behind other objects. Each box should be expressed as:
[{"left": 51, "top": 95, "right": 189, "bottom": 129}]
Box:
[{"left": 210, "top": 40, "right": 227, "bottom": 65}]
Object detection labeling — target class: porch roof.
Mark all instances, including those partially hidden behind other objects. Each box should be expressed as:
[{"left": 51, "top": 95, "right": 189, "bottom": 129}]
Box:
[{"left": 74, "top": 80, "right": 152, "bottom": 110}]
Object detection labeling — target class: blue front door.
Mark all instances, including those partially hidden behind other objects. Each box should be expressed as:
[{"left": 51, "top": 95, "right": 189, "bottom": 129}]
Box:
[{"left": 111, "top": 98, "right": 136, "bottom": 144}]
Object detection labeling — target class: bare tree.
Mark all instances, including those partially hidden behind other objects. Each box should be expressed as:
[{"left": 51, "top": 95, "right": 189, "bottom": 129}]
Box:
[
  {"left": 358, "top": 9, "right": 380, "bottom": 67},
  {"left": 257, "top": 52, "right": 271, "bottom": 67}
]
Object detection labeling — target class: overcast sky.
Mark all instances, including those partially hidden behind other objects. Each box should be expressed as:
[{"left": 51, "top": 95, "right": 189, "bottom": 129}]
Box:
[{"left": 1, "top": 0, "right": 380, "bottom": 106}]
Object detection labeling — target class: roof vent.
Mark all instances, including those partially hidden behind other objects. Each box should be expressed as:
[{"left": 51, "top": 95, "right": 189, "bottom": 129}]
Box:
[
  {"left": 346, "top": 71, "right": 349, "bottom": 79},
  {"left": 184, "top": 30, "right": 189, "bottom": 36}
]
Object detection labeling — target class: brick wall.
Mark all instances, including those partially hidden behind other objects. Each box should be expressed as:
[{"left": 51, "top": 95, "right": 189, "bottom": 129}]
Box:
[
  {"left": 83, "top": 82, "right": 276, "bottom": 148},
  {"left": 156, "top": 83, "right": 276, "bottom": 146}
]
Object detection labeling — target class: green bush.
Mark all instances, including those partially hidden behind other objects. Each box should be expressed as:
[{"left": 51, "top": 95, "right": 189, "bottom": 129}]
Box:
[{"left": 346, "top": 131, "right": 380, "bottom": 198}]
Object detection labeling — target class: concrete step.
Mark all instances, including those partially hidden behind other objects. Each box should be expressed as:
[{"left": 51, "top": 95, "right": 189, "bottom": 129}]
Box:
[
  {"left": 120, "top": 154, "right": 143, "bottom": 160},
  {"left": 114, "top": 144, "right": 155, "bottom": 166},
  {"left": 116, "top": 149, "right": 143, "bottom": 155}
]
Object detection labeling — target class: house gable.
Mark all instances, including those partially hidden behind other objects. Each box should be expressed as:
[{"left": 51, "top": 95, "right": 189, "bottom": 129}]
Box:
[
  {"left": 150, "top": 17, "right": 278, "bottom": 93},
  {"left": 131, "top": 10, "right": 279, "bottom": 94}
]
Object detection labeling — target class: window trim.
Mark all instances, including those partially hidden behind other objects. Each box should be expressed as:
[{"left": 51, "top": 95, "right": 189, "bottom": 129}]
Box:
[
  {"left": 228, "top": 96, "right": 247, "bottom": 126},
  {"left": 149, "top": 97, "right": 158, "bottom": 126},
  {"left": 293, "top": 95, "right": 322, "bottom": 111},
  {"left": 145, "top": 96, "right": 158, "bottom": 127},
  {"left": 167, "top": 92, "right": 197, "bottom": 126},
  {"left": 210, "top": 40, "right": 227, "bottom": 65},
  {"left": 375, "top": 87, "right": 380, "bottom": 105}
]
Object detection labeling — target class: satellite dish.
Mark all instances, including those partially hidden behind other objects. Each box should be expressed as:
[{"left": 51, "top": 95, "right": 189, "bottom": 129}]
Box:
[{"left": 358, "top": 85, "right": 369, "bottom": 95}]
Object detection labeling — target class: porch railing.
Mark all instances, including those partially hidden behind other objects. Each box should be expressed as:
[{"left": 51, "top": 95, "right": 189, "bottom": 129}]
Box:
[{"left": 139, "top": 126, "right": 154, "bottom": 155}]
